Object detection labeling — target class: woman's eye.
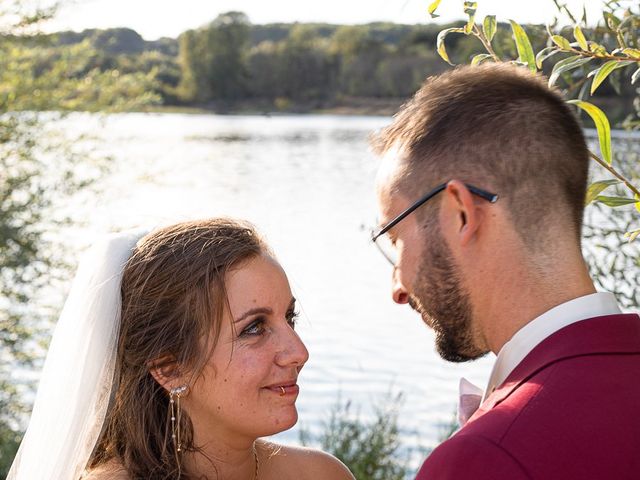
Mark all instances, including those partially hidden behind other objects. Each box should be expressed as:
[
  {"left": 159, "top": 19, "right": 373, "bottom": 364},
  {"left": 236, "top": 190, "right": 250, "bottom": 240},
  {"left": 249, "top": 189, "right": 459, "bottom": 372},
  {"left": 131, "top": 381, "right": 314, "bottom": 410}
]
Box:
[
  {"left": 241, "top": 318, "right": 265, "bottom": 337},
  {"left": 286, "top": 310, "right": 300, "bottom": 329}
]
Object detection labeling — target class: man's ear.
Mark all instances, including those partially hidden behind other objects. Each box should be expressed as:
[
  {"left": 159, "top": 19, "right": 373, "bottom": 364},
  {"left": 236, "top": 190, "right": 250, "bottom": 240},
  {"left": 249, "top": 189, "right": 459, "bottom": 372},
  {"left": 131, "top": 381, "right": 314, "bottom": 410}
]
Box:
[
  {"left": 444, "top": 179, "right": 485, "bottom": 247},
  {"left": 148, "top": 355, "right": 181, "bottom": 393}
]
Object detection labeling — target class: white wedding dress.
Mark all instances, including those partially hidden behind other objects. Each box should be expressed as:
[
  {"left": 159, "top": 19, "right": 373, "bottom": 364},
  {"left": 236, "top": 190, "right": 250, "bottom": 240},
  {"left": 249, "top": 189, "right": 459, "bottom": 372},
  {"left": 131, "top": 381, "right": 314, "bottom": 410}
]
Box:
[{"left": 8, "top": 230, "right": 145, "bottom": 480}]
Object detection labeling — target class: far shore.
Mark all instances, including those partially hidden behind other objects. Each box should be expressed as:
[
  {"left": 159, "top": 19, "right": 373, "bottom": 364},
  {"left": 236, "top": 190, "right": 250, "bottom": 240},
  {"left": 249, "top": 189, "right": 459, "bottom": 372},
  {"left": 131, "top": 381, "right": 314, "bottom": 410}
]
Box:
[
  {"left": 17, "top": 97, "right": 637, "bottom": 129},
  {"left": 137, "top": 97, "right": 406, "bottom": 117}
]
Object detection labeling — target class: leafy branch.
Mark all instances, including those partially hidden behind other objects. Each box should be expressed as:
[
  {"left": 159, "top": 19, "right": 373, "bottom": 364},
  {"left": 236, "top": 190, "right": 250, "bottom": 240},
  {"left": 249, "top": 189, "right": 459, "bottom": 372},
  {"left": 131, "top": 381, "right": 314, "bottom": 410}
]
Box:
[{"left": 428, "top": 0, "right": 640, "bottom": 239}]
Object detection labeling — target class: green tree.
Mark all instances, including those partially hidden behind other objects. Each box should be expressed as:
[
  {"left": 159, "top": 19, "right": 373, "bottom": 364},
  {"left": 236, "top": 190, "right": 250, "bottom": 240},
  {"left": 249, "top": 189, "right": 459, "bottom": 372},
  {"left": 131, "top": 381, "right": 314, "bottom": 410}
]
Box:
[
  {"left": 278, "top": 25, "right": 336, "bottom": 101},
  {"left": 207, "top": 12, "right": 251, "bottom": 100},
  {"left": 376, "top": 51, "right": 444, "bottom": 97},
  {"left": 330, "top": 26, "right": 386, "bottom": 97},
  {"left": 0, "top": 35, "right": 163, "bottom": 112},
  {"left": 177, "top": 12, "right": 251, "bottom": 103},
  {"left": 247, "top": 40, "right": 283, "bottom": 99},
  {"left": 0, "top": 2, "right": 114, "bottom": 476},
  {"left": 177, "top": 29, "right": 205, "bottom": 101}
]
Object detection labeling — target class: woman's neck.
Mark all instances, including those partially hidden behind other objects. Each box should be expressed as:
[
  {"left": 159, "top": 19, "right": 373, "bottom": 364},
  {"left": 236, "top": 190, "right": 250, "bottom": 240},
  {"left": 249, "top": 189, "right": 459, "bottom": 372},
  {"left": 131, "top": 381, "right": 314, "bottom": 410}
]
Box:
[{"left": 182, "top": 433, "right": 258, "bottom": 480}]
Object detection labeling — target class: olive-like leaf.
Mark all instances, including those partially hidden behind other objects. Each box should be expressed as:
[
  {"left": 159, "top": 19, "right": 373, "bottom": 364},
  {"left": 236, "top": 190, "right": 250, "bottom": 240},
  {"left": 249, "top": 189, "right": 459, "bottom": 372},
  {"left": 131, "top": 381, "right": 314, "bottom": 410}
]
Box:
[
  {"left": 603, "top": 12, "right": 621, "bottom": 31},
  {"left": 622, "top": 48, "right": 640, "bottom": 59},
  {"left": 471, "top": 53, "right": 493, "bottom": 65},
  {"left": 509, "top": 20, "right": 536, "bottom": 72},
  {"left": 585, "top": 179, "right": 620, "bottom": 205},
  {"left": 546, "top": 24, "right": 554, "bottom": 37},
  {"left": 483, "top": 15, "right": 496, "bottom": 42},
  {"left": 548, "top": 56, "right": 592, "bottom": 87},
  {"left": 590, "top": 60, "right": 636, "bottom": 94},
  {"left": 463, "top": 1, "right": 477, "bottom": 34},
  {"left": 588, "top": 42, "right": 608, "bottom": 55},
  {"left": 567, "top": 100, "right": 612, "bottom": 164},
  {"left": 436, "top": 28, "right": 465, "bottom": 65},
  {"left": 551, "top": 35, "right": 572, "bottom": 50},
  {"left": 573, "top": 26, "right": 588, "bottom": 50},
  {"left": 594, "top": 196, "right": 638, "bottom": 207},
  {"left": 428, "top": 0, "right": 442, "bottom": 18},
  {"left": 535, "top": 47, "right": 561, "bottom": 69},
  {"left": 632, "top": 67, "right": 640, "bottom": 85}
]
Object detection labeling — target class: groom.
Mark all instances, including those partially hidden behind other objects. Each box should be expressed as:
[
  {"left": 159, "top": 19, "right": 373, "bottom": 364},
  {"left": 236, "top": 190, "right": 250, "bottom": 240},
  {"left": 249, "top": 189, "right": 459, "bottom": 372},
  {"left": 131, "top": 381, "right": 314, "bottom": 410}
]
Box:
[{"left": 371, "top": 63, "right": 640, "bottom": 479}]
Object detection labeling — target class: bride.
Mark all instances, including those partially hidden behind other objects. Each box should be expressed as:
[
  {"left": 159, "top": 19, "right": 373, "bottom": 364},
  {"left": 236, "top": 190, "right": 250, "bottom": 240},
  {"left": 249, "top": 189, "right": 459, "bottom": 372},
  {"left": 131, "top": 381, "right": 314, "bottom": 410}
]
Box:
[{"left": 8, "top": 218, "right": 354, "bottom": 480}]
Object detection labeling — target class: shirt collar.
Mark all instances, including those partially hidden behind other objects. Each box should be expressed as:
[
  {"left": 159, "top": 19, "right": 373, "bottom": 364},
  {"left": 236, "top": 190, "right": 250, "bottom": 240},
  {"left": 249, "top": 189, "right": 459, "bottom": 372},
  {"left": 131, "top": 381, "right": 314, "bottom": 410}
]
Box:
[{"left": 484, "top": 292, "right": 621, "bottom": 400}]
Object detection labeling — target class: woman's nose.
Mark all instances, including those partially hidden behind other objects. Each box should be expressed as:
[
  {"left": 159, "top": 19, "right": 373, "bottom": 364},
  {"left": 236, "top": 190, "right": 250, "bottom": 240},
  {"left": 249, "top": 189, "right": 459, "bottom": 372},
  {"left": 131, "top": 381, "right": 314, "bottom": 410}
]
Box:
[{"left": 275, "top": 327, "right": 309, "bottom": 368}]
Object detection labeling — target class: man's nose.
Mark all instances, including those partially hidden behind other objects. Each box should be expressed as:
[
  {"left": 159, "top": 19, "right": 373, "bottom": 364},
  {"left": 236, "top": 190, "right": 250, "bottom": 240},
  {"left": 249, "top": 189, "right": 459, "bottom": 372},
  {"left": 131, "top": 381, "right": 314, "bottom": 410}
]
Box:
[{"left": 391, "top": 267, "right": 409, "bottom": 304}]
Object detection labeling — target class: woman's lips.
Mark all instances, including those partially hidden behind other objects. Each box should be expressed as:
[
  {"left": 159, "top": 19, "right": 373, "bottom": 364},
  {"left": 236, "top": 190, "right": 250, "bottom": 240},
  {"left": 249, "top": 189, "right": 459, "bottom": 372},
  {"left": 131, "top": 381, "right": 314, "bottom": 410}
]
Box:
[{"left": 264, "top": 383, "right": 299, "bottom": 396}]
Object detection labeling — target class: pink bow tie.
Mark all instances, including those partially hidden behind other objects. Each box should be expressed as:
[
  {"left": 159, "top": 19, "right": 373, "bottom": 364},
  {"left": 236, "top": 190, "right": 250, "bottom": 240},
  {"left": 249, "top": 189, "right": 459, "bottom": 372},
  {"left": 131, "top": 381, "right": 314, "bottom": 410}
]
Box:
[{"left": 457, "top": 378, "right": 484, "bottom": 427}]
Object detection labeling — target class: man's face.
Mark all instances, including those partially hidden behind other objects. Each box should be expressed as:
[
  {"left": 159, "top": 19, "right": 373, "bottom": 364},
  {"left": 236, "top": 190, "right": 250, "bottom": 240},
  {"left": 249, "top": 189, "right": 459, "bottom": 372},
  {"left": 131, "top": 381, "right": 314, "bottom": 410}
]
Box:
[
  {"left": 410, "top": 222, "right": 487, "bottom": 362},
  {"left": 375, "top": 151, "right": 488, "bottom": 362}
]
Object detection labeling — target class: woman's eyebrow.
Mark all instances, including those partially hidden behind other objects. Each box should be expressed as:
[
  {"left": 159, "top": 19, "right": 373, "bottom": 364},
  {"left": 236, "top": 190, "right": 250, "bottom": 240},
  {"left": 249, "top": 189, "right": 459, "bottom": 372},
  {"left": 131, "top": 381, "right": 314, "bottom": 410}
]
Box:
[
  {"left": 234, "top": 307, "right": 272, "bottom": 323},
  {"left": 235, "top": 297, "right": 296, "bottom": 323}
]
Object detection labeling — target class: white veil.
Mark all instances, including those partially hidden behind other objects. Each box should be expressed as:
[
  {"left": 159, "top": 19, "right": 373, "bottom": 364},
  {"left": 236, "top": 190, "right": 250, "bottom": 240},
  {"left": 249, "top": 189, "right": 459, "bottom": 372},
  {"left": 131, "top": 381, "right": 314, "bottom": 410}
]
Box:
[{"left": 8, "top": 230, "right": 146, "bottom": 480}]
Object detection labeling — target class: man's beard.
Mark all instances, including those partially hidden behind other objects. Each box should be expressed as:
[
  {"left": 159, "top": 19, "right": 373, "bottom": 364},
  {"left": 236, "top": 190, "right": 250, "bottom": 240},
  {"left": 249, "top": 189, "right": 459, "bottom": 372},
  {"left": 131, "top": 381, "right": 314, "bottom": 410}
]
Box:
[{"left": 409, "top": 228, "right": 488, "bottom": 362}]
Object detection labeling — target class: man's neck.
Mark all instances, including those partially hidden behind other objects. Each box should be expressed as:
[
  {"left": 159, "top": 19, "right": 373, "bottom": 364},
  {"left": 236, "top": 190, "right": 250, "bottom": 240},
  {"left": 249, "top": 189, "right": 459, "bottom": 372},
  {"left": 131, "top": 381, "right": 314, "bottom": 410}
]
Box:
[{"left": 472, "top": 251, "right": 596, "bottom": 355}]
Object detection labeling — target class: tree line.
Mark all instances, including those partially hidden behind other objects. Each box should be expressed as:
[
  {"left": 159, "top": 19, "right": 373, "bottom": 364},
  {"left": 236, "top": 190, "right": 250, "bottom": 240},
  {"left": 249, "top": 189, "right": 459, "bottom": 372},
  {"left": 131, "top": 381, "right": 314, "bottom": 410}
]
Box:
[{"left": 1, "top": 11, "right": 637, "bottom": 124}]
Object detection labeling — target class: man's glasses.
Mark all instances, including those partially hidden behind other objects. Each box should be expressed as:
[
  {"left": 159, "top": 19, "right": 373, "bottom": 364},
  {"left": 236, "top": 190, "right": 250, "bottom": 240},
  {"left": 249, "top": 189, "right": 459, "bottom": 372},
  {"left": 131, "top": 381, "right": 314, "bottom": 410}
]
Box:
[{"left": 371, "top": 182, "right": 499, "bottom": 266}]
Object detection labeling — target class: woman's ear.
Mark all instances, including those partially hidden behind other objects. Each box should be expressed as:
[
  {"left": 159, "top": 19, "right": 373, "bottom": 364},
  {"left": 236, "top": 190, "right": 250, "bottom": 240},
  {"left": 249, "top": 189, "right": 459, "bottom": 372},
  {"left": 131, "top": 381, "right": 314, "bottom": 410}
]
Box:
[{"left": 148, "top": 355, "right": 181, "bottom": 393}]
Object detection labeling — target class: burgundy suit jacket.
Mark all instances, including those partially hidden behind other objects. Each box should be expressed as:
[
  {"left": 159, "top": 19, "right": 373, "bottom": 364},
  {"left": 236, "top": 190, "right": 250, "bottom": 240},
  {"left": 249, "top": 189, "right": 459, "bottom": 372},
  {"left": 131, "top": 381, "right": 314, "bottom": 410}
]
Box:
[{"left": 416, "top": 313, "right": 640, "bottom": 480}]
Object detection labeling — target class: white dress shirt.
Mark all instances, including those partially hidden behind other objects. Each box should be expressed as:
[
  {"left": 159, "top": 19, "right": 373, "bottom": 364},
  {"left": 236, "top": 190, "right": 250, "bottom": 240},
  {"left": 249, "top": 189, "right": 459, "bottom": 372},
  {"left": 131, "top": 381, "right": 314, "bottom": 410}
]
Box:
[{"left": 483, "top": 292, "right": 621, "bottom": 400}]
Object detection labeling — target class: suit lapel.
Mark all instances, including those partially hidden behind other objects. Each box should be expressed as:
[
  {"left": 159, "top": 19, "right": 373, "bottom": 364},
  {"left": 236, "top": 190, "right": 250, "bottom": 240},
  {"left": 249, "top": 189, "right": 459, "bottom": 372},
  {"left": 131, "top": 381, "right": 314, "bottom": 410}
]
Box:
[{"left": 469, "top": 313, "right": 640, "bottom": 420}]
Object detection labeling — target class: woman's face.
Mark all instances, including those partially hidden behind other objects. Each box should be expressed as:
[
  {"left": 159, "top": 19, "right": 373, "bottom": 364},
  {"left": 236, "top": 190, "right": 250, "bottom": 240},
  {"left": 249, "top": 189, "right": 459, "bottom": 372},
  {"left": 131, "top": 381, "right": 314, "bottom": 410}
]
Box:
[{"left": 184, "top": 253, "right": 309, "bottom": 441}]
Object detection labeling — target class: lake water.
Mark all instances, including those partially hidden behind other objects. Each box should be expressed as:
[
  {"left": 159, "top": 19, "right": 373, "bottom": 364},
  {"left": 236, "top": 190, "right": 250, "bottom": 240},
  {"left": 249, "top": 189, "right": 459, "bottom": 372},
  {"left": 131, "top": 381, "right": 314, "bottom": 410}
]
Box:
[{"left": 39, "top": 113, "right": 640, "bottom": 472}]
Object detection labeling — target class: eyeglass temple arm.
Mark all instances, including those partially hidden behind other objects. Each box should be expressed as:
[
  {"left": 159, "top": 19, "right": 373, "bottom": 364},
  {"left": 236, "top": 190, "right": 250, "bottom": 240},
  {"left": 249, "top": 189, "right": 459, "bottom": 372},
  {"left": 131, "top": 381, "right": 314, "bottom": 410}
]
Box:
[
  {"left": 372, "top": 183, "right": 498, "bottom": 241},
  {"left": 373, "top": 183, "right": 447, "bottom": 240},
  {"left": 466, "top": 184, "right": 499, "bottom": 203}
]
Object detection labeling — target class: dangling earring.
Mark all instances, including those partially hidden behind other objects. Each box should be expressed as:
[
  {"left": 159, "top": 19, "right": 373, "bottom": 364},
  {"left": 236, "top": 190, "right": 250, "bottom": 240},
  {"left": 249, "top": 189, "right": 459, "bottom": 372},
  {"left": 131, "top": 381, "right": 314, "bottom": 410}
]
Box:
[{"left": 170, "top": 385, "right": 188, "bottom": 453}]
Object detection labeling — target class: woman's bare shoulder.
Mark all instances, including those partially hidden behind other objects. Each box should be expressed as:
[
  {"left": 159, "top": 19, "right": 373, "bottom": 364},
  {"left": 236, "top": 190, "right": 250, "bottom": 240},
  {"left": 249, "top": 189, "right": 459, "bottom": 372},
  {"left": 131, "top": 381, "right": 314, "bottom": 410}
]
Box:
[
  {"left": 259, "top": 441, "right": 355, "bottom": 480},
  {"left": 83, "top": 461, "right": 129, "bottom": 480}
]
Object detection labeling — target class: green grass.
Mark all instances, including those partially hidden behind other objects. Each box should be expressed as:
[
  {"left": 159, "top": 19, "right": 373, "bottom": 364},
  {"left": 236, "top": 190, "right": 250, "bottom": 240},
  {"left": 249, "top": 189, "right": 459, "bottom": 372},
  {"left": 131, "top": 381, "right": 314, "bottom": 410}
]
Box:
[{"left": 300, "top": 393, "right": 422, "bottom": 480}]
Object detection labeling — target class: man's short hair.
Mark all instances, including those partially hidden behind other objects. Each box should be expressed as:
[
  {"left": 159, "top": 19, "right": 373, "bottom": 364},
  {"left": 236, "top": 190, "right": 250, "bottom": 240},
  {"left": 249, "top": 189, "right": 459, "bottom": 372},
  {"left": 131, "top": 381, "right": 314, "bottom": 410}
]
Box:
[{"left": 372, "top": 63, "right": 590, "bottom": 245}]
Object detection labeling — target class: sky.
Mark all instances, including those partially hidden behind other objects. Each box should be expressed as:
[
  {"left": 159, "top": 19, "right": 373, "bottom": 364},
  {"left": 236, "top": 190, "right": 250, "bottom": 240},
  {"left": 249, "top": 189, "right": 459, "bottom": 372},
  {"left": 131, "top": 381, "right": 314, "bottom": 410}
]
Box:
[{"left": 47, "top": 0, "right": 604, "bottom": 40}]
